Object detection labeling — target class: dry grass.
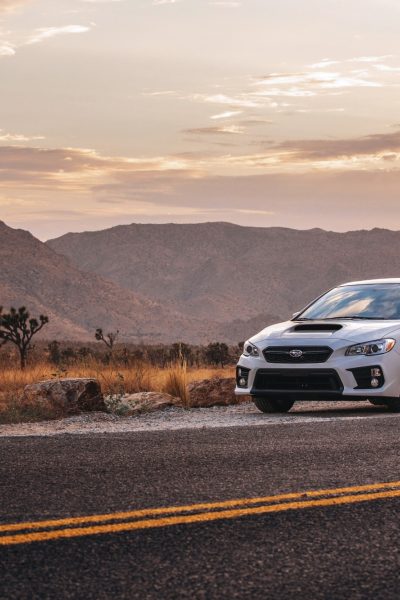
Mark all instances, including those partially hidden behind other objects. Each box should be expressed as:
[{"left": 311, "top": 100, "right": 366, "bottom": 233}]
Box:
[
  {"left": 162, "top": 361, "right": 190, "bottom": 408},
  {"left": 0, "top": 360, "right": 234, "bottom": 424}
]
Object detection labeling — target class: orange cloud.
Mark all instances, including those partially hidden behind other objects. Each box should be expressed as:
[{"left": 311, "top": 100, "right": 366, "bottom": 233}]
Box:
[
  {"left": 274, "top": 130, "right": 400, "bottom": 161},
  {"left": 184, "top": 125, "right": 244, "bottom": 135},
  {"left": 0, "top": 0, "right": 29, "bottom": 12}
]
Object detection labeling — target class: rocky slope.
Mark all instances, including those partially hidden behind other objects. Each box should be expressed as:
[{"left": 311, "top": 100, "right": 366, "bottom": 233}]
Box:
[
  {"left": 0, "top": 221, "right": 211, "bottom": 342},
  {"left": 5, "top": 219, "right": 400, "bottom": 344},
  {"left": 48, "top": 222, "right": 400, "bottom": 331}
]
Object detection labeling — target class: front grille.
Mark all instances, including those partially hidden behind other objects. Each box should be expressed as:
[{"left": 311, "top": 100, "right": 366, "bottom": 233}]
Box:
[
  {"left": 253, "top": 369, "right": 343, "bottom": 393},
  {"left": 263, "top": 346, "right": 333, "bottom": 364}
]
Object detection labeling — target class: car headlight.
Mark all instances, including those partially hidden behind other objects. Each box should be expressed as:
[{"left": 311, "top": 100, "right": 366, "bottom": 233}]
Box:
[
  {"left": 345, "top": 338, "right": 396, "bottom": 356},
  {"left": 242, "top": 341, "right": 260, "bottom": 357}
]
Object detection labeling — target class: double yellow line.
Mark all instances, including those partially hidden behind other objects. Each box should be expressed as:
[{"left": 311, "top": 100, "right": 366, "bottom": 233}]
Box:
[{"left": 2, "top": 480, "right": 400, "bottom": 546}]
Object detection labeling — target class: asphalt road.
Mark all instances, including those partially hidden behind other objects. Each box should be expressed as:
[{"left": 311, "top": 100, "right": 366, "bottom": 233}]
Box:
[{"left": 2, "top": 409, "right": 400, "bottom": 599}]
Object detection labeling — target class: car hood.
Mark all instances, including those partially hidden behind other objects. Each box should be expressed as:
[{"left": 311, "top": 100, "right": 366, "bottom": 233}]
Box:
[{"left": 250, "top": 319, "right": 400, "bottom": 345}]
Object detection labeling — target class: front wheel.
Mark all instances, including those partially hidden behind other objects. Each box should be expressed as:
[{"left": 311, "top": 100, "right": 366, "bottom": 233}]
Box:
[
  {"left": 253, "top": 397, "right": 295, "bottom": 414},
  {"left": 369, "top": 399, "right": 386, "bottom": 406},
  {"left": 383, "top": 399, "right": 400, "bottom": 412}
]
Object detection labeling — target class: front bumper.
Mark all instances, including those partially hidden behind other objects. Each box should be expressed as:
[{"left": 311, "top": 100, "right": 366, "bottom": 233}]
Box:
[{"left": 235, "top": 352, "right": 400, "bottom": 401}]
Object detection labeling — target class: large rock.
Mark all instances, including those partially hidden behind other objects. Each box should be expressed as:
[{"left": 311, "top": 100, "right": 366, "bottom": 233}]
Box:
[
  {"left": 106, "top": 391, "right": 180, "bottom": 415},
  {"left": 23, "top": 378, "right": 105, "bottom": 415},
  {"left": 188, "top": 377, "right": 248, "bottom": 408}
]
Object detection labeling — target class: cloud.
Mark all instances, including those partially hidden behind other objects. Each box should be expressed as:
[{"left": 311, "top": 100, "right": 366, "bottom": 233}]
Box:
[
  {"left": 6, "top": 168, "right": 400, "bottom": 239},
  {"left": 0, "top": 147, "right": 103, "bottom": 177},
  {"left": 0, "top": 129, "right": 44, "bottom": 141},
  {"left": 309, "top": 56, "right": 394, "bottom": 70},
  {"left": 184, "top": 125, "right": 244, "bottom": 135},
  {"left": 189, "top": 93, "right": 260, "bottom": 109},
  {"left": 0, "top": 23, "right": 91, "bottom": 59},
  {"left": 1, "top": 130, "right": 399, "bottom": 204},
  {"left": 274, "top": 130, "right": 400, "bottom": 162},
  {"left": 374, "top": 63, "right": 400, "bottom": 72},
  {"left": 0, "top": 146, "right": 198, "bottom": 191},
  {"left": 26, "top": 25, "right": 91, "bottom": 45},
  {"left": 254, "top": 87, "right": 317, "bottom": 98},
  {"left": 256, "top": 72, "right": 309, "bottom": 85},
  {"left": 142, "top": 90, "right": 177, "bottom": 97},
  {"left": 152, "top": 0, "right": 241, "bottom": 4},
  {"left": 208, "top": 1, "right": 241, "bottom": 6},
  {"left": 88, "top": 169, "right": 400, "bottom": 235},
  {"left": 254, "top": 71, "right": 381, "bottom": 95},
  {"left": 210, "top": 110, "right": 243, "bottom": 120},
  {"left": 0, "top": 43, "right": 15, "bottom": 56},
  {"left": 350, "top": 55, "right": 393, "bottom": 63},
  {"left": 1, "top": 129, "right": 399, "bottom": 188},
  {"left": 239, "top": 119, "right": 273, "bottom": 126},
  {"left": 308, "top": 59, "right": 340, "bottom": 69},
  {"left": 185, "top": 56, "right": 399, "bottom": 118},
  {"left": 152, "top": 0, "right": 181, "bottom": 4},
  {"left": 0, "top": 0, "right": 29, "bottom": 13},
  {"left": 2, "top": 136, "right": 400, "bottom": 238},
  {"left": 235, "top": 208, "right": 274, "bottom": 215}
]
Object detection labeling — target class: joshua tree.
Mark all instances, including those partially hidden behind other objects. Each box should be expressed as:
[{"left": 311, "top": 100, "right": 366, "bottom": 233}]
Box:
[
  {"left": 0, "top": 306, "right": 49, "bottom": 369},
  {"left": 95, "top": 328, "right": 119, "bottom": 353}
]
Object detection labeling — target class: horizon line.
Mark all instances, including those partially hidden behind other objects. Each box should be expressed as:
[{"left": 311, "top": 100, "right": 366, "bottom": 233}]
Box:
[{"left": 2, "top": 219, "right": 400, "bottom": 243}]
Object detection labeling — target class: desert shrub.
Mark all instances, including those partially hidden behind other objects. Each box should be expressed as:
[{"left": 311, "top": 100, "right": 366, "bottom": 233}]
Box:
[
  {"left": 168, "top": 343, "right": 194, "bottom": 366},
  {"left": 162, "top": 362, "right": 189, "bottom": 407},
  {"left": 204, "top": 342, "right": 230, "bottom": 368},
  {"left": 48, "top": 341, "right": 61, "bottom": 365}
]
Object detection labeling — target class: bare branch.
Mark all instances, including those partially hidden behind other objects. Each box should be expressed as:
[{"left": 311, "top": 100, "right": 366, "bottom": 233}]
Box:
[{"left": 95, "top": 328, "right": 119, "bottom": 351}]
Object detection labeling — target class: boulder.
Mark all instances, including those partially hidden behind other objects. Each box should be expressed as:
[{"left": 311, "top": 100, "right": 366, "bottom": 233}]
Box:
[
  {"left": 187, "top": 377, "right": 248, "bottom": 408},
  {"left": 23, "top": 378, "right": 105, "bottom": 415},
  {"left": 106, "top": 391, "right": 180, "bottom": 415}
]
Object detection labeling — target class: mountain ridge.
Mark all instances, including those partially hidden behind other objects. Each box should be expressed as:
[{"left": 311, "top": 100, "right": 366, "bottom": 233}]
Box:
[
  {"left": 0, "top": 222, "right": 215, "bottom": 343},
  {"left": 47, "top": 222, "right": 400, "bottom": 333},
  {"left": 4, "top": 220, "right": 400, "bottom": 344}
]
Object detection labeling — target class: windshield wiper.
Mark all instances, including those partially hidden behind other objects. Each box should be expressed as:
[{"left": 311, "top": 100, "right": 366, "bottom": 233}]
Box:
[
  {"left": 318, "top": 316, "right": 390, "bottom": 320},
  {"left": 293, "top": 317, "right": 312, "bottom": 321}
]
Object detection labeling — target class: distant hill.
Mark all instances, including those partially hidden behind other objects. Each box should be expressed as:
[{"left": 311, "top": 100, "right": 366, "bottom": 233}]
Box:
[
  {"left": 4, "top": 219, "right": 400, "bottom": 344},
  {"left": 47, "top": 222, "right": 400, "bottom": 333},
  {"left": 0, "top": 221, "right": 212, "bottom": 343}
]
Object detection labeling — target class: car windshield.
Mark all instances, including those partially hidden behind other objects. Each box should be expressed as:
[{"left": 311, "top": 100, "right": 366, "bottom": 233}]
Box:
[{"left": 297, "top": 284, "right": 400, "bottom": 321}]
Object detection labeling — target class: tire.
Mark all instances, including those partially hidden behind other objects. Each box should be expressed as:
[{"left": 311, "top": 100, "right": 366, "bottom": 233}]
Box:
[
  {"left": 383, "top": 399, "right": 400, "bottom": 412},
  {"left": 253, "top": 397, "right": 295, "bottom": 413},
  {"left": 369, "top": 399, "right": 386, "bottom": 406}
]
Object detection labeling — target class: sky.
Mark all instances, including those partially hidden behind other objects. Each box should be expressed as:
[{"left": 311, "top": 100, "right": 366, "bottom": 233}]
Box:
[{"left": 1, "top": 0, "right": 400, "bottom": 239}]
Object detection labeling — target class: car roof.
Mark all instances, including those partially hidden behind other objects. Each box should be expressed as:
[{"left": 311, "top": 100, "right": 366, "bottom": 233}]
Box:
[{"left": 340, "top": 278, "right": 400, "bottom": 286}]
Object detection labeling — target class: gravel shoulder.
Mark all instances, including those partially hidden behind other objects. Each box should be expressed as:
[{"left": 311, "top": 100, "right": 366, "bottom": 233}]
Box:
[{"left": 0, "top": 400, "right": 395, "bottom": 437}]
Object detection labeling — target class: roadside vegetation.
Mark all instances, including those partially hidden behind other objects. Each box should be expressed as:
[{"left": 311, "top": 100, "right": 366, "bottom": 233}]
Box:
[
  {"left": 0, "top": 306, "right": 241, "bottom": 424},
  {"left": 0, "top": 340, "right": 238, "bottom": 424},
  {"left": 0, "top": 306, "right": 49, "bottom": 369}
]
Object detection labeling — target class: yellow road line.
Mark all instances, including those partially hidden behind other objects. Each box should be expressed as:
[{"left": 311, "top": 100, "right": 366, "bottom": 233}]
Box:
[
  {"left": 2, "top": 487, "right": 400, "bottom": 546},
  {"left": 2, "top": 479, "right": 400, "bottom": 535}
]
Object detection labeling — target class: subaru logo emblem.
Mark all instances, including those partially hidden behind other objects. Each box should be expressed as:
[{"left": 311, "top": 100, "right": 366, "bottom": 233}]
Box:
[{"left": 290, "top": 349, "right": 303, "bottom": 358}]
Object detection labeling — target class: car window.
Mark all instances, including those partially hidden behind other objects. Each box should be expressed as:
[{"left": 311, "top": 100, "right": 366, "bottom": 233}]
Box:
[{"left": 298, "top": 285, "right": 400, "bottom": 320}]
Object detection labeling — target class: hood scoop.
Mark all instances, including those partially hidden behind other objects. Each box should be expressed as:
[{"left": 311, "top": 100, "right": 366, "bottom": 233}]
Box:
[{"left": 292, "top": 323, "right": 343, "bottom": 332}]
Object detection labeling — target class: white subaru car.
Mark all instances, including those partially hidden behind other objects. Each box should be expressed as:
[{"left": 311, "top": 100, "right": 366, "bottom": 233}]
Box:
[{"left": 236, "top": 279, "right": 400, "bottom": 413}]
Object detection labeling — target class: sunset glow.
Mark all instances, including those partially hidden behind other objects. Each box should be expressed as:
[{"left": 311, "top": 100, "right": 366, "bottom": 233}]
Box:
[{"left": 1, "top": 0, "right": 400, "bottom": 238}]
